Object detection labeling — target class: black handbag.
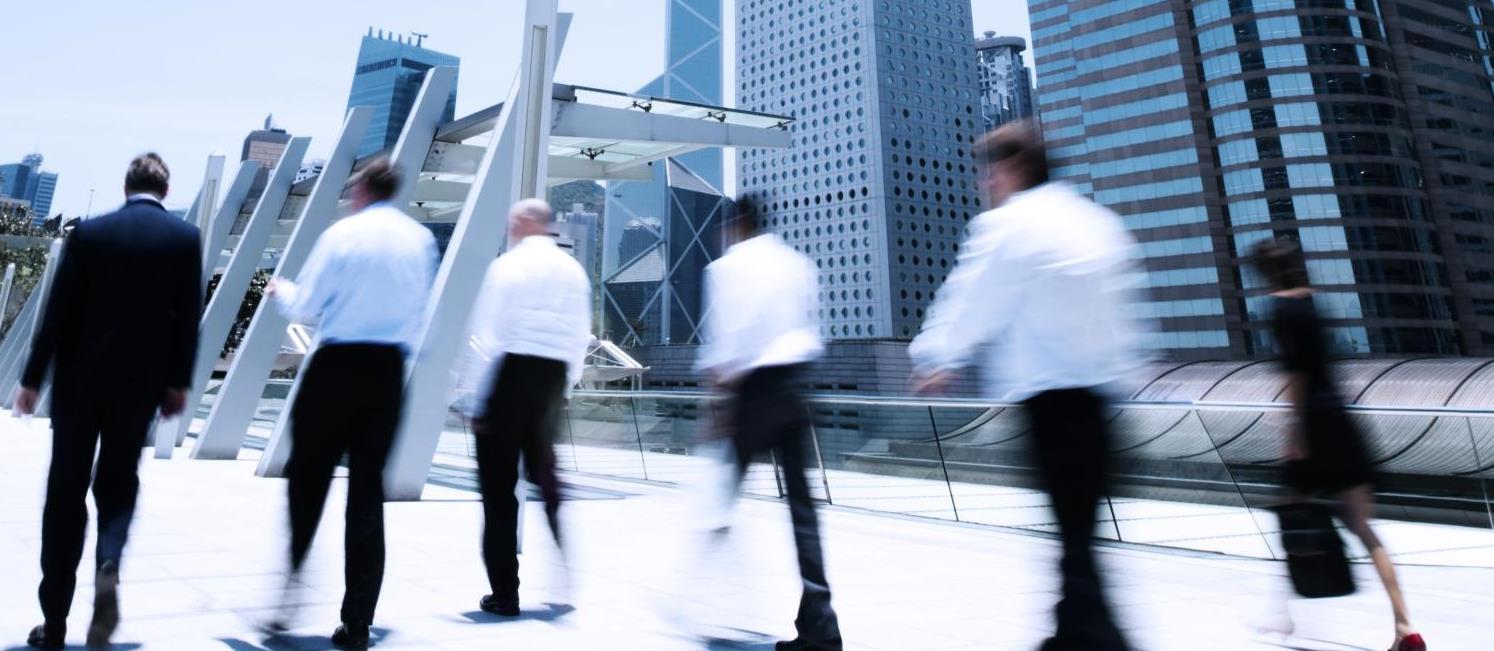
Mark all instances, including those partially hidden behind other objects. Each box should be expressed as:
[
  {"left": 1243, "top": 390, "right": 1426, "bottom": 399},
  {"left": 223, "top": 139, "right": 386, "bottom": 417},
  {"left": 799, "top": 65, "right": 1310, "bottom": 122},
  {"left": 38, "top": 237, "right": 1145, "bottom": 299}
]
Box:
[{"left": 1276, "top": 501, "right": 1356, "bottom": 598}]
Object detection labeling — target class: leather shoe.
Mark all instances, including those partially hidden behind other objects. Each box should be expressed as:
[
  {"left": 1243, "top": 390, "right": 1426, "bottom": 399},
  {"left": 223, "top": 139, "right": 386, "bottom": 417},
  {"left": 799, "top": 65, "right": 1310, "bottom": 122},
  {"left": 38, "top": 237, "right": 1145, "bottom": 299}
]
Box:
[
  {"left": 775, "top": 637, "right": 844, "bottom": 651},
  {"left": 88, "top": 560, "right": 121, "bottom": 648},
  {"left": 26, "top": 624, "right": 64, "bottom": 650},
  {"left": 479, "top": 593, "right": 520, "bottom": 617},
  {"left": 331, "top": 623, "right": 370, "bottom": 649}
]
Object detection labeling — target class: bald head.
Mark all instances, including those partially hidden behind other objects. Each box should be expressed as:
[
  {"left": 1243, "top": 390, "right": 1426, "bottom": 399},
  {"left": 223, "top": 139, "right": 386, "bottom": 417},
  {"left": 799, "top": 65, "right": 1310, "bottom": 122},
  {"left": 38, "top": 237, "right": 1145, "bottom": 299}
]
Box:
[{"left": 508, "top": 198, "right": 555, "bottom": 241}]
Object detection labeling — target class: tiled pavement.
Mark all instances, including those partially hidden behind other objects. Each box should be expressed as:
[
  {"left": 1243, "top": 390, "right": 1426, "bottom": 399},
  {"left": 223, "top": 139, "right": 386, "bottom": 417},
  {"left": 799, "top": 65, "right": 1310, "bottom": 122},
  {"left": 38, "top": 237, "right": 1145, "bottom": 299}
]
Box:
[{"left": 2, "top": 415, "right": 1489, "bottom": 650}]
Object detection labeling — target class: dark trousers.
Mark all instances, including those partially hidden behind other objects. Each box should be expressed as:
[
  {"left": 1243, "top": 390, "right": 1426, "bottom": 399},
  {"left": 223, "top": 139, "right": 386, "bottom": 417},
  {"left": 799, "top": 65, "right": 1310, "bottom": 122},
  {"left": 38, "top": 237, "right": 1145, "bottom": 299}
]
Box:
[
  {"left": 285, "top": 343, "right": 404, "bottom": 627},
  {"left": 726, "top": 364, "right": 841, "bottom": 643},
  {"left": 1025, "top": 388, "right": 1128, "bottom": 651},
  {"left": 38, "top": 401, "right": 155, "bottom": 624},
  {"left": 475, "top": 353, "right": 567, "bottom": 598}
]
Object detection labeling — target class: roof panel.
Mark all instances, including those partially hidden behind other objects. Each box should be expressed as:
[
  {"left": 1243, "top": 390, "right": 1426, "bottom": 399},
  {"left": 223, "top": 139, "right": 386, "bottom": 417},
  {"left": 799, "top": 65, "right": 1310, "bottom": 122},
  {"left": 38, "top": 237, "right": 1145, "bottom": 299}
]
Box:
[{"left": 1358, "top": 359, "right": 1488, "bottom": 407}]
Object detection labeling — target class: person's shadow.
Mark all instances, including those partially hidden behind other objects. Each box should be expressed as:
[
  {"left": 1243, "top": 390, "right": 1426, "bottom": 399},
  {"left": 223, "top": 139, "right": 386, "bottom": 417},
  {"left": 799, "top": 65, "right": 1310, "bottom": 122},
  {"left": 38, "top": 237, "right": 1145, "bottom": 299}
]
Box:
[
  {"left": 214, "top": 627, "right": 391, "bottom": 650},
  {"left": 456, "top": 602, "right": 576, "bottom": 625},
  {"left": 3, "top": 645, "right": 142, "bottom": 651}
]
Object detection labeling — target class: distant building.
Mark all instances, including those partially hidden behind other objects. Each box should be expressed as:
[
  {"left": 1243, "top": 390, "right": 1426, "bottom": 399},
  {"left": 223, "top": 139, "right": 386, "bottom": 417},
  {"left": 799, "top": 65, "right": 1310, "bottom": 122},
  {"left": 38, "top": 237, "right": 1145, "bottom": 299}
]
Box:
[
  {"left": 1029, "top": 0, "right": 1494, "bottom": 357},
  {"left": 295, "top": 159, "right": 326, "bottom": 184},
  {"left": 975, "top": 32, "right": 1035, "bottom": 132},
  {"left": 737, "top": 0, "right": 986, "bottom": 340},
  {"left": 346, "top": 29, "right": 459, "bottom": 158},
  {"left": 242, "top": 115, "right": 291, "bottom": 198},
  {"left": 603, "top": 0, "right": 726, "bottom": 346},
  {"left": 553, "top": 203, "right": 603, "bottom": 330},
  {"left": 0, "top": 153, "right": 58, "bottom": 220}
]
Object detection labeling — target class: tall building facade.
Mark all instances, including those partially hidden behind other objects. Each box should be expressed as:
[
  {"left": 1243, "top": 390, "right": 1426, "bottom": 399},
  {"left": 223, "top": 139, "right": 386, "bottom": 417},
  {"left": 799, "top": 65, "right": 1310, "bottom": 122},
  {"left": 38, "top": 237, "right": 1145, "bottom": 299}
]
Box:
[
  {"left": 241, "top": 115, "right": 292, "bottom": 199},
  {"left": 603, "top": 0, "right": 727, "bottom": 346},
  {"left": 0, "top": 153, "right": 58, "bottom": 219},
  {"left": 976, "top": 32, "right": 1036, "bottom": 132},
  {"left": 346, "top": 30, "right": 459, "bottom": 158},
  {"left": 737, "top": 0, "right": 986, "bottom": 340},
  {"left": 1028, "top": 0, "right": 1494, "bottom": 358}
]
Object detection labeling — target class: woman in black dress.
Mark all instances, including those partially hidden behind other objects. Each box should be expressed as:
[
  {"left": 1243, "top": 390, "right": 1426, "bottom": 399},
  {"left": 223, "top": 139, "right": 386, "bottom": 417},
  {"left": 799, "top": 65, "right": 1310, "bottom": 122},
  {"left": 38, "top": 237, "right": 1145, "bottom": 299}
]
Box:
[{"left": 1250, "top": 239, "right": 1424, "bottom": 651}]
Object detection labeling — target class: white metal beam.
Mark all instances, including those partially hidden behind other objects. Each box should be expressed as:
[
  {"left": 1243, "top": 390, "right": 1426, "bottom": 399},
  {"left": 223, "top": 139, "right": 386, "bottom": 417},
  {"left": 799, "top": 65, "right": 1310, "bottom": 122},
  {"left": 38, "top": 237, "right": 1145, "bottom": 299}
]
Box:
[
  {"left": 382, "top": 1, "right": 568, "bottom": 501},
  {"left": 202, "top": 162, "right": 262, "bottom": 289},
  {"left": 193, "top": 107, "right": 374, "bottom": 460},
  {"left": 256, "top": 68, "right": 459, "bottom": 477},
  {"left": 15, "top": 239, "right": 63, "bottom": 415},
  {"left": 549, "top": 156, "right": 655, "bottom": 182},
  {"left": 551, "top": 101, "right": 793, "bottom": 149},
  {"left": 156, "top": 138, "right": 308, "bottom": 459}
]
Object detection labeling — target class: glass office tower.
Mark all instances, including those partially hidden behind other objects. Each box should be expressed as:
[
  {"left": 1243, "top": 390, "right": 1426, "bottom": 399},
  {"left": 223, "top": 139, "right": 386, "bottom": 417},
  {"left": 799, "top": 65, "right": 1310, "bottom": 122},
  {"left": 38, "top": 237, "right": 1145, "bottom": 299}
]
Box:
[
  {"left": 603, "top": 0, "right": 726, "bottom": 346},
  {"left": 346, "top": 30, "right": 460, "bottom": 158},
  {"left": 0, "top": 153, "right": 57, "bottom": 220},
  {"left": 1029, "top": 0, "right": 1494, "bottom": 358},
  {"left": 737, "top": 0, "right": 987, "bottom": 340}
]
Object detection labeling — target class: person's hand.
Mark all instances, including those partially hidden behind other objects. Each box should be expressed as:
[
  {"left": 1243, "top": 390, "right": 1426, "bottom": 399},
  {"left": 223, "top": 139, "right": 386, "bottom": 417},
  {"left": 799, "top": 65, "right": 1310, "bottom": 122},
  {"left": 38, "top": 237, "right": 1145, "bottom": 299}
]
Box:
[
  {"left": 13, "top": 387, "right": 39, "bottom": 416},
  {"left": 161, "top": 388, "right": 188, "bottom": 418},
  {"left": 264, "top": 277, "right": 282, "bottom": 299},
  {"left": 911, "top": 370, "right": 952, "bottom": 397}
]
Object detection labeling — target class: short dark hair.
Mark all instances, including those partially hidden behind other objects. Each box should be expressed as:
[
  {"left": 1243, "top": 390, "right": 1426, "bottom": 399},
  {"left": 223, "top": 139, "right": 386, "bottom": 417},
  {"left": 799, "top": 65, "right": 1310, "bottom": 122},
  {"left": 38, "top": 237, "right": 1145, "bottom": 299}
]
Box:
[
  {"left": 732, "top": 196, "right": 763, "bottom": 235},
  {"left": 351, "top": 156, "right": 401, "bottom": 203},
  {"left": 1248, "top": 237, "right": 1310, "bottom": 291},
  {"left": 124, "top": 153, "right": 170, "bottom": 197},
  {"left": 973, "top": 121, "right": 1049, "bottom": 190}
]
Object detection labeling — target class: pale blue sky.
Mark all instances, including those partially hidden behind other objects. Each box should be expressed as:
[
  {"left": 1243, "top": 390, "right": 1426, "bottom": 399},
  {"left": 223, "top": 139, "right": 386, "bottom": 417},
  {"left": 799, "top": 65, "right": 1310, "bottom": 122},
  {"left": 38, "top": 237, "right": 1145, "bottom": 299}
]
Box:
[{"left": 7, "top": 0, "right": 1027, "bottom": 216}]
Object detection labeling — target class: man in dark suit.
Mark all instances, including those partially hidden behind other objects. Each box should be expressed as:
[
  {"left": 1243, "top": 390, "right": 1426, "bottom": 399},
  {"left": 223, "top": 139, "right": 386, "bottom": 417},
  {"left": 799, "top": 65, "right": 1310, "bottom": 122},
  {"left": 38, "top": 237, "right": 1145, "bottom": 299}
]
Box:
[{"left": 16, "top": 153, "right": 202, "bottom": 649}]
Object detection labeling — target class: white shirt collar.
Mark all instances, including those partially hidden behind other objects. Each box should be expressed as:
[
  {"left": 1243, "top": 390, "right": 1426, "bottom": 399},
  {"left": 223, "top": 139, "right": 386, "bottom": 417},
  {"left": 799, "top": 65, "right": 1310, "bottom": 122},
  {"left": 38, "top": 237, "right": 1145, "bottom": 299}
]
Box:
[
  {"left": 516, "top": 234, "right": 559, "bottom": 248},
  {"left": 126, "top": 193, "right": 163, "bottom": 205}
]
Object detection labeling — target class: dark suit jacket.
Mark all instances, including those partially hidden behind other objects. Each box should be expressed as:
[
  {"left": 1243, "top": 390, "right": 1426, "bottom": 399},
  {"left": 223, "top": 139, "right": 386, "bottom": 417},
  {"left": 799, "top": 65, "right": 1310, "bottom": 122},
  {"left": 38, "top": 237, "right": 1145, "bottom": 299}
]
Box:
[{"left": 22, "top": 197, "right": 202, "bottom": 425}]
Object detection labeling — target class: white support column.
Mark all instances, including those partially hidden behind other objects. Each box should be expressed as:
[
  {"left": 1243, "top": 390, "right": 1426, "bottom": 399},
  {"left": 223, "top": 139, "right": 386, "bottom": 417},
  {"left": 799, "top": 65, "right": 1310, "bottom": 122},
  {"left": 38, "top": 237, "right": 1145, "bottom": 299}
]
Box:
[
  {"left": 156, "top": 139, "right": 309, "bottom": 459},
  {"left": 257, "top": 68, "right": 459, "bottom": 477},
  {"left": 0, "top": 263, "right": 15, "bottom": 333},
  {"left": 12, "top": 239, "right": 63, "bottom": 414},
  {"left": 193, "top": 108, "right": 375, "bottom": 460},
  {"left": 0, "top": 285, "right": 41, "bottom": 406},
  {"left": 381, "top": 1, "right": 567, "bottom": 501},
  {"left": 186, "top": 154, "right": 227, "bottom": 230},
  {"left": 202, "top": 162, "right": 262, "bottom": 290}
]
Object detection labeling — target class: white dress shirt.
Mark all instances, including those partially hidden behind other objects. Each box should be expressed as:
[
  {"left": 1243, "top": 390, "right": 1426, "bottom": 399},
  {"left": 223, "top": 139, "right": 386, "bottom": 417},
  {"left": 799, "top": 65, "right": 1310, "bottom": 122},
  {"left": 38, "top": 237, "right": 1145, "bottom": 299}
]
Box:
[
  {"left": 273, "top": 203, "right": 438, "bottom": 352},
  {"left": 909, "top": 183, "right": 1151, "bottom": 401},
  {"left": 696, "top": 233, "right": 824, "bottom": 381},
  {"left": 467, "top": 235, "right": 593, "bottom": 397}
]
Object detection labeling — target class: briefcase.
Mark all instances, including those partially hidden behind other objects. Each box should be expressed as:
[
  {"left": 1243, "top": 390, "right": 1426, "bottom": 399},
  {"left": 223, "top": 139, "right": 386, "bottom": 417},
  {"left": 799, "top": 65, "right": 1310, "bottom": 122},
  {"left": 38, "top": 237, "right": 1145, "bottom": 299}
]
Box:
[{"left": 1276, "top": 501, "right": 1356, "bottom": 598}]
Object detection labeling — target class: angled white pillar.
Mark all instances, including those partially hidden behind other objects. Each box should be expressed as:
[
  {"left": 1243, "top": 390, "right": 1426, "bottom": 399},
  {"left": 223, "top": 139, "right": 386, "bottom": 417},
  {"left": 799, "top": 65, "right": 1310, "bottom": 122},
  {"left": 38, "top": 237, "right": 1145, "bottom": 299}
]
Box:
[
  {"left": 202, "top": 162, "right": 262, "bottom": 290},
  {"left": 382, "top": 0, "right": 566, "bottom": 500},
  {"left": 256, "top": 68, "right": 459, "bottom": 477},
  {"left": 186, "top": 154, "right": 227, "bottom": 230},
  {"left": 9, "top": 239, "right": 63, "bottom": 413},
  {"left": 0, "top": 263, "right": 15, "bottom": 333},
  {"left": 156, "top": 138, "right": 309, "bottom": 459},
  {"left": 193, "top": 107, "right": 375, "bottom": 460},
  {"left": 0, "top": 287, "right": 41, "bottom": 406}
]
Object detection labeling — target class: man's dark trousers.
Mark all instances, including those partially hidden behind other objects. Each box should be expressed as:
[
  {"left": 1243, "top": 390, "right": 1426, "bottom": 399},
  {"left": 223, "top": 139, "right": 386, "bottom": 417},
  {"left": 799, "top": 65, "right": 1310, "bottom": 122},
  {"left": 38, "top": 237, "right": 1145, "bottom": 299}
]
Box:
[
  {"left": 475, "top": 353, "right": 567, "bottom": 599},
  {"left": 285, "top": 343, "right": 405, "bottom": 627},
  {"left": 727, "top": 363, "right": 841, "bottom": 644},
  {"left": 38, "top": 400, "right": 157, "bottom": 624},
  {"left": 1025, "top": 387, "right": 1129, "bottom": 651}
]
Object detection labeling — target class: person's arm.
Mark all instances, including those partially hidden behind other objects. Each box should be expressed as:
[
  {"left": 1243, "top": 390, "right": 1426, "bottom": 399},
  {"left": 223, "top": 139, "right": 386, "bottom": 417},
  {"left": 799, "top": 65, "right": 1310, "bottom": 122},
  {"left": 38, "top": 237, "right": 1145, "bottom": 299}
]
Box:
[
  {"left": 20, "top": 232, "right": 87, "bottom": 397},
  {"left": 463, "top": 261, "right": 507, "bottom": 411},
  {"left": 162, "top": 231, "right": 204, "bottom": 416},
  {"left": 694, "top": 264, "right": 734, "bottom": 383},
  {"left": 271, "top": 229, "right": 339, "bottom": 324},
  {"left": 908, "top": 217, "right": 1024, "bottom": 377}
]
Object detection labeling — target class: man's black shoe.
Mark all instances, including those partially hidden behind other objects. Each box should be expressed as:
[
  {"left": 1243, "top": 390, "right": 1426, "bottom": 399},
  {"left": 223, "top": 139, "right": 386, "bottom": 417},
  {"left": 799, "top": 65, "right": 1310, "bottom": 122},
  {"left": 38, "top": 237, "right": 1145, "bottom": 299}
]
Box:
[
  {"left": 331, "top": 623, "right": 370, "bottom": 649},
  {"left": 26, "top": 624, "right": 64, "bottom": 650},
  {"left": 775, "top": 637, "right": 844, "bottom": 651},
  {"left": 87, "top": 560, "right": 121, "bottom": 648},
  {"left": 479, "top": 594, "right": 520, "bottom": 617}
]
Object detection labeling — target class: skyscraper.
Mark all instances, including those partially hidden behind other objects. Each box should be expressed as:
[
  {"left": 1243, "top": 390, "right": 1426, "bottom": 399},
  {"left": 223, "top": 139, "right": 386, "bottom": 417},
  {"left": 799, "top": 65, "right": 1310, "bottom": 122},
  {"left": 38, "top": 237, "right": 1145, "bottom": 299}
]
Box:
[
  {"left": 0, "top": 153, "right": 58, "bottom": 219},
  {"left": 1028, "top": 0, "right": 1494, "bottom": 358},
  {"left": 737, "top": 0, "right": 986, "bottom": 340},
  {"left": 346, "top": 29, "right": 459, "bottom": 158},
  {"left": 603, "top": 0, "right": 727, "bottom": 346},
  {"left": 975, "top": 32, "right": 1036, "bottom": 132},
  {"left": 241, "top": 115, "right": 292, "bottom": 199}
]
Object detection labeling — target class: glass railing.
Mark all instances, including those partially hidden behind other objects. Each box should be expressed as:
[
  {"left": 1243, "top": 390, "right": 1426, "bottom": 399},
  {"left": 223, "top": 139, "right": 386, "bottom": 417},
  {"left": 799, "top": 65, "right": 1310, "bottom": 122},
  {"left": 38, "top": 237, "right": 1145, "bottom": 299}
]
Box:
[{"left": 471, "top": 390, "right": 1493, "bottom": 567}]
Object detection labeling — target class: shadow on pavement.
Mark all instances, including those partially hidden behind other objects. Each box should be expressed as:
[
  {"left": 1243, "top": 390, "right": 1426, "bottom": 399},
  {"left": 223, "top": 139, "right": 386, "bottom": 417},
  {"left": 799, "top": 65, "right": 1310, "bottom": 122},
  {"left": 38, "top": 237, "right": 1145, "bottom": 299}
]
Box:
[{"left": 457, "top": 602, "right": 576, "bottom": 625}]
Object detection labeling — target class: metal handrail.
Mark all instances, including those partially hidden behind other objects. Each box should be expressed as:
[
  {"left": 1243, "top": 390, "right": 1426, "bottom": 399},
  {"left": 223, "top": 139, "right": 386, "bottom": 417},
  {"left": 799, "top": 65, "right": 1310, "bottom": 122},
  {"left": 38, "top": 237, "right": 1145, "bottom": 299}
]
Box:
[{"left": 573, "top": 389, "right": 1494, "bottom": 419}]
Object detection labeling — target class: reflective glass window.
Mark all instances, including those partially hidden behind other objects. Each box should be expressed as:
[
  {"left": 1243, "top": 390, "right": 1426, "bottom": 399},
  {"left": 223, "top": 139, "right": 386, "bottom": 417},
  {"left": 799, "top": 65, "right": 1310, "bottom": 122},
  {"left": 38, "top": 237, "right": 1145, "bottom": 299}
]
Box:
[
  {"left": 1281, "top": 131, "right": 1328, "bottom": 157},
  {"left": 1218, "top": 138, "right": 1260, "bottom": 165}
]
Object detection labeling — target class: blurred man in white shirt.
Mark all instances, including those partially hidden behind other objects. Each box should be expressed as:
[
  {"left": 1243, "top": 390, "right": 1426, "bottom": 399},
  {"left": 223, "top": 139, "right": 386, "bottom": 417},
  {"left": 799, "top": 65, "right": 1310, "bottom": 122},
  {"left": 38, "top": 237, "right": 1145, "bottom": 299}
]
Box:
[
  {"left": 265, "top": 157, "right": 438, "bottom": 649},
  {"left": 466, "top": 198, "right": 591, "bottom": 617},
  {"left": 696, "top": 199, "right": 842, "bottom": 651},
  {"left": 910, "top": 123, "right": 1145, "bottom": 651}
]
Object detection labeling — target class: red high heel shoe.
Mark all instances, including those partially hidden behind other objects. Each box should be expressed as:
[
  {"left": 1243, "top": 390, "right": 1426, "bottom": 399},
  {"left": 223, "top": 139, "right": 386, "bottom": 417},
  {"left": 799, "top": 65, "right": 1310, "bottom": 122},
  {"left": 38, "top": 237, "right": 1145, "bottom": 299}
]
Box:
[{"left": 1393, "top": 633, "right": 1426, "bottom": 651}]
